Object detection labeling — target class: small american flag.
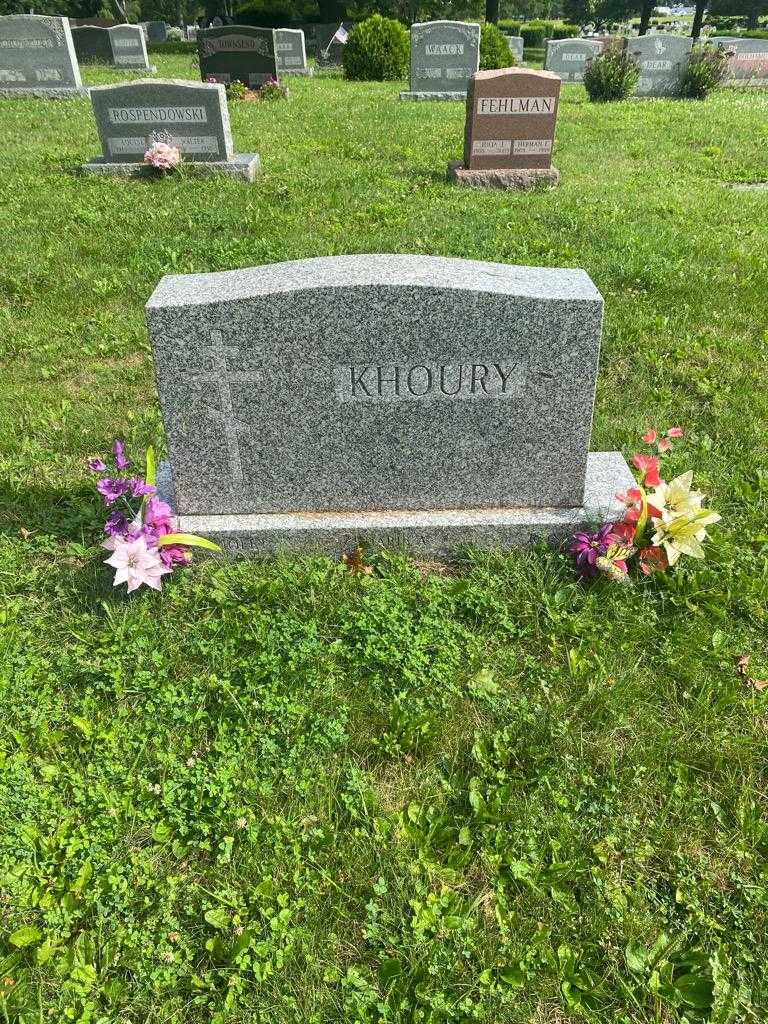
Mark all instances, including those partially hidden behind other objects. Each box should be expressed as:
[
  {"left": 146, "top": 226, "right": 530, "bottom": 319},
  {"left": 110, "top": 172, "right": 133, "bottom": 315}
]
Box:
[{"left": 332, "top": 24, "right": 348, "bottom": 44}]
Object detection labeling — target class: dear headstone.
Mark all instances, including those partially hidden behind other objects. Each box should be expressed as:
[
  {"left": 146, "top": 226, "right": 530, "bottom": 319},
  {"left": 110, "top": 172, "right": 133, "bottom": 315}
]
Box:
[
  {"left": 504, "top": 35, "right": 524, "bottom": 62},
  {"left": 400, "top": 21, "right": 481, "bottom": 100},
  {"left": 72, "top": 24, "right": 113, "bottom": 64},
  {"left": 275, "top": 28, "right": 310, "bottom": 75},
  {"left": 315, "top": 21, "right": 350, "bottom": 67},
  {"left": 145, "top": 254, "right": 633, "bottom": 557},
  {"left": 448, "top": 68, "right": 561, "bottom": 190},
  {"left": 109, "top": 24, "right": 154, "bottom": 71},
  {"left": 82, "top": 78, "right": 259, "bottom": 181},
  {"left": 711, "top": 36, "right": 768, "bottom": 85},
  {"left": 544, "top": 38, "right": 601, "bottom": 81},
  {"left": 627, "top": 34, "right": 692, "bottom": 96},
  {"left": 198, "top": 25, "right": 277, "bottom": 87},
  {"left": 0, "top": 14, "right": 86, "bottom": 97}
]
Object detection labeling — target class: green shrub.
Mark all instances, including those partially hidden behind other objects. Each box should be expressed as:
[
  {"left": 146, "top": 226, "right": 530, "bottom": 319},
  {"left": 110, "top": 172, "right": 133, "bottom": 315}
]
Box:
[
  {"left": 342, "top": 14, "right": 409, "bottom": 81},
  {"left": 498, "top": 19, "right": 522, "bottom": 33},
  {"left": 520, "top": 23, "right": 545, "bottom": 47},
  {"left": 679, "top": 47, "right": 730, "bottom": 98},
  {"left": 166, "top": 26, "right": 184, "bottom": 41},
  {"left": 552, "top": 23, "right": 580, "bottom": 38},
  {"left": 480, "top": 22, "right": 515, "bottom": 70},
  {"left": 584, "top": 47, "right": 639, "bottom": 101},
  {"left": 237, "top": 0, "right": 293, "bottom": 27}
]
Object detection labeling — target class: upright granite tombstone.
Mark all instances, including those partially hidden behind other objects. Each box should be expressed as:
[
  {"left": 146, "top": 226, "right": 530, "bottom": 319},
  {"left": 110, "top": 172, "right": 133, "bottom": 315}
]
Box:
[
  {"left": 275, "top": 28, "right": 310, "bottom": 75},
  {"left": 82, "top": 78, "right": 260, "bottom": 181},
  {"left": 448, "top": 68, "right": 561, "bottom": 190},
  {"left": 109, "top": 24, "right": 154, "bottom": 71},
  {"left": 710, "top": 36, "right": 768, "bottom": 85},
  {"left": 315, "top": 22, "right": 350, "bottom": 67},
  {"left": 400, "top": 21, "right": 481, "bottom": 101},
  {"left": 145, "top": 254, "right": 633, "bottom": 556},
  {"left": 198, "top": 25, "right": 277, "bottom": 87},
  {"left": 544, "top": 38, "right": 601, "bottom": 81},
  {"left": 504, "top": 35, "right": 524, "bottom": 63},
  {"left": 0, "top": 14, "right": 86, "bottom": 97},
  {"left": 72, "top": 24, "right": 113, "bottom": 64},
  {"left": 145, "top": 20, "right": 167, "bottom": 43},
  {"left": 626, "top": 34, "right": 692, "bottom": 96}
]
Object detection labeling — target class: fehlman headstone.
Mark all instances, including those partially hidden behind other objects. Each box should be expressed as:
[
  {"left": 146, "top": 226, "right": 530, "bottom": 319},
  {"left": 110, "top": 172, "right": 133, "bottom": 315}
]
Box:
[
  {"left": 275, "top": 28, "right": 311, "bottom": 75},
  {"left": 544, "top": 38, "right": 601, "bottom": 81},
  {"left": 82, "top": 78, "right": 260, "bottom": 181},
  {"left": 710, "top": 36, "right": 768, "bottom": 85},
  {"left": 448, "top": 68, "right": 561, "bottom": 190},
  {"left": 198, "top": 25, "right": 278, "bottom": 87},
  {"left": 626, "top": 34, "right": 692, "bottom": 96},
  {"left": 145, "top": 254, "right": 633, "bottom": 557},
  {"left": 0, "top": 14, "right": 86, "bottom": 98},
  {"left": 400, "top": 20, "right": 481, "bottom": 100}
]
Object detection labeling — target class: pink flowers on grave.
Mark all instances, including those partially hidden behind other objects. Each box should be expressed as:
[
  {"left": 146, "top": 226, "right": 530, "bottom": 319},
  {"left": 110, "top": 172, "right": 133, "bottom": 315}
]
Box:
[
  {"left": 144, "top": 141, "right": 182, "bottom": 172},
  {"left": 87, "top": 441, "right": 217, "bottom": 593}
]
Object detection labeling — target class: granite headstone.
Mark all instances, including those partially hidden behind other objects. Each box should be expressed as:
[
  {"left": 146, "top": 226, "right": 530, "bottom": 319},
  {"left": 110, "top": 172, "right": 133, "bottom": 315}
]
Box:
[
  {"left": 400, "top": 20, "right": 481, "bottom": 100},
  {"left": 82, "top": 78, "right": 259, "bottom": 181},
  {"left": 504, "top": 35, "right": 524, "bottom": 62},
  {"left": 0, "top": 14, "right": 86, "bottom": 97},
  {"left": 449, "top": 68, "right": 561, "bottom": 189},
  {"left": 145, "top": 254, "right": 633, "bottom": 556},
  {"left": 71, "top": 24, "right": 113, "bottom": 64},
  {"left": 145, "top": 21, "right": 167, "bottom": 43},
  {"left": 109, "top": 24, "right": 153, "bottom": 71},
  {"left": 711, "top": 36, "right": 768, "bottom": 84},
  {"left": 627, "top": 34, "right": 692, "bottom": 96},
  {"left": 544, "top": 38, "right": 601, "bottom": 81},
  {"left": 198, "top": 25, "right": 277, "bottom": 87},
  {"left": 275, "top": 28, "right": 310, "bottom": 75}
]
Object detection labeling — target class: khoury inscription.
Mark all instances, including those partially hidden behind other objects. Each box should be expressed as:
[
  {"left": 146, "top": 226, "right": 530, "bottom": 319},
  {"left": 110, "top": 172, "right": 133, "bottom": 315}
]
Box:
[
  {"left": 0, "top": 14, "right": 87, "bottom": 98},
  {"left": 82, "top": 78, "right": 260, "bottom": 181},
  {"left": 145, "top": 254, "right": 633, "bottom": 557},
  {"left": 448, "top": 68, "right": 561, "bottom": 190},
  {"left": 400, "top": 20, "right": 481, "bottom": 101}
]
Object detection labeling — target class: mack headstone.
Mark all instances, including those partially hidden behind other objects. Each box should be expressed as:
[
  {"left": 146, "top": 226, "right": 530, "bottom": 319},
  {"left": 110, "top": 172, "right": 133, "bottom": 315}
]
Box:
[
  {"left": 275, "top": 28, "right": 310, "bottom": 75},
  {"left": 198, "top": 25, "right": 277, "bottom": 87},
  {"left": 504, "top": 35, "right": 524, "bottom": 63},
  {"left": 82, "top": 78, "right": 260, "bottom": 181},
  {"left": 544, "top": 38, "right": 601, "bottom": 81},
  {"left": 400, "top": 20, "right": 481, "bottom": 100},
  {"left": 627, "top": 34, "right": 692, "bottom": 96},
  {"left": 145, "top": 254, "right": 633, "bottom": 557},
  {"left": 315, "top": 22, "right": 350, "bottom": 67},
  {"left": 710, "top": 36, "right": 768, "bottom": 85},
  {"left": 448, "top": 68, "right": 561, "bottom": 190},
  {"left": 72, "top": 24, "right": 114, "bottom": 64},
  {"left": 109, "top": 24, "right": 154, "bottom": 71},
  {"left": 0, "top": 14, "right": 86, "bottom": 97}
]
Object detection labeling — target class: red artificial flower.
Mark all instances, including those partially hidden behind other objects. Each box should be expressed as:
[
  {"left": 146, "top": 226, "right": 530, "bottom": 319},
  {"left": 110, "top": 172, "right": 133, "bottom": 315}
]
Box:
[
  {"left": 667, "top": 427, "right": 684, "bottom": 439},
  {"left": 638, "top": 546, "right": 669, "bottom": 575},
  {"left": 658, "top": 437, "right": 672, "bottom": 453},
  {"left": 612, "top": 521, "right": 637, "bottom": 544},
  {"left": 631, "top": 453, "right": 662, "bottom": 487},
  {"left": 642, "top": 429, "right": 657, "bottom": 444}
]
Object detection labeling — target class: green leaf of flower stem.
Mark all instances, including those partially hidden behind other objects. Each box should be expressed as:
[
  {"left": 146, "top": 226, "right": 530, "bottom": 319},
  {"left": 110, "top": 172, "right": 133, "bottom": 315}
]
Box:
[
  {"left": 204, "top": 908, "right": 230, "bottom": 930},
  {"left": 635, "top": 486, "right": 649, "bottom": 544},
  {"left": 157, "top": 533, "right": 221, "bottom": 552},
  {"left": 145, "top": 446, "right": 156, "bottom": 489},
  {"left": 10, "top": 925, "right": 42, "bottom": 948}
]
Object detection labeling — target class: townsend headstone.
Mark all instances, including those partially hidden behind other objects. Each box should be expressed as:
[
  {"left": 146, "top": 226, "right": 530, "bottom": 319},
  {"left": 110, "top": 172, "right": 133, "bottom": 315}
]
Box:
[
  {"left": 72, "top": 24, "right": 113, "bottom": 64},
  {"left": 400, "top": 21, "right": 481, "bottom": 101},
  {"left": 198, "top": 25, "right": 277, "bottom": 87},
  {"left": 0, "top": 14, "right": 86, "bottom": 98},
  {"left": 275, "top": 28, "right": 310, "bottom": 75},
  {"left": 82, "top": 78, "right": 260, "bottom": 181},
  {"left": 544, "top": 37, "right": 600, "bottom": 81},
  {"left": 627, "top": 34, "right": 692, "bottom": 96},
  {"left": 504, "top": 35, "right": 524, "bottom": 63},
  {"left": 145, "top": 254, "right": 633, "bottom": 557},
  {"left": 448, "top": 68, "right": 561, "bottom": 190},
  {"left": 710, "top": 36, "right": 768, "bottom": 85},
  {"left": 109, "top": 24, "right": 154, "bottom": 71}
]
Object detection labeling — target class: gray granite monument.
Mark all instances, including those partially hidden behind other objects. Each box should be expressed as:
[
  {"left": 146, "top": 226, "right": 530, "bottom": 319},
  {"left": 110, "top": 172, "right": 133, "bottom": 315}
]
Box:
[
  {"left": 0, "top": 14, "right": 86, "bottom": 97},
  {"left": 626, "top": 34, "right": 692, "bottom": 96},
  {"left": 504, "top": 35, "right": 525, "bottom": 63},
  {"left": 144, "top": 21, "right": 167, "bottom": 43},
  {"left": 275, "top": 28, "right": 311, "bottom": 75},
  {"left": 71, "top": 24, "right": 113, "bottom": 63},
  {"left": 82, "top": 78, "right": 259, "bottom": 181},
  {"left": 145, "top": 254, "right": 633, "bottom": 557},
  {"left": 198, "top": 25, "right": 278, "bottom": 86},
  {"left": 109, "top": 24, "right": 154, "bottom": 71},
  {"left": 710, "top": 36, "right": 768, "bottom": 85},
  {"left": 544, "top": 38, "right": 601, "bottom": 81},
  {"left": 401, "top": 21, "right": 481, "bottom": 100}
]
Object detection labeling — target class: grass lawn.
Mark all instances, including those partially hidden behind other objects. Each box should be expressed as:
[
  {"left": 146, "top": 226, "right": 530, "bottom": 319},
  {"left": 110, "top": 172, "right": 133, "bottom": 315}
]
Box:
[{"left": 1, "top": 54, "right": 767, "bottom": 1024}]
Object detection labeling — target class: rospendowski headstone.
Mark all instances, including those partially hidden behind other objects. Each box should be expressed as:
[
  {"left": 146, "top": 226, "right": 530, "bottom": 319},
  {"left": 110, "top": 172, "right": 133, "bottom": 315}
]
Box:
[
  {"left": 198, "top": 25, "right": 278, "bottom": 87},
  {"left": 82, "top": 78, "right": 260, "bottom": 181},
  {"left": 0, "top": 14, "right": 86, "bottom": 98},
  {"left": 400, "top": 20, "right": 481, "bottom": 101},
  {"left": 145, "top": 254, "right": 633, "bottom": 557}
]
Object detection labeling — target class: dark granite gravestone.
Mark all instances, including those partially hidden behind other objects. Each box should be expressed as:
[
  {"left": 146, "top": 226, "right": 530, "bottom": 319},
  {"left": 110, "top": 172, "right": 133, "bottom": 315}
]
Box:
[
  {"left": 145, "top": 254, "right": 633, "bottom": 556},
  {"left": 275, "top": 28, "right": 310, "bottom": 75},
  {"left": 400, "top": 20, "right": 481, "bottom": 100},
  {"left": 0, "top": 14, "right": 86, "bottom": 97},
  {"left": 198, "top": 25, "right": 277, "bottom": 87},
  {"left": 72, "top": 24, "right": 113, "bottom": 64}
]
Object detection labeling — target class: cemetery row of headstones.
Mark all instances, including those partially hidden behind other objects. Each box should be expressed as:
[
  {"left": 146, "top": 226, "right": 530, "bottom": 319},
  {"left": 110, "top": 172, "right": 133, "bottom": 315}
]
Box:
[{"left": 72, "top": 23, "right": 154, "bottom": 73}]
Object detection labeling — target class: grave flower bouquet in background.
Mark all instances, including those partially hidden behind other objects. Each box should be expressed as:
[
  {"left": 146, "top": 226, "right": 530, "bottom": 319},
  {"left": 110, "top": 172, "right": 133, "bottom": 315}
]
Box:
[
  {"left": 144, "top": 141, "right": 182, "bottom": 174},
  {"left": 570, "top": 428, "right": 721, "bottom": 583},
  {"left": 88, "top": 441, "right": 219, "bottom": 593}
]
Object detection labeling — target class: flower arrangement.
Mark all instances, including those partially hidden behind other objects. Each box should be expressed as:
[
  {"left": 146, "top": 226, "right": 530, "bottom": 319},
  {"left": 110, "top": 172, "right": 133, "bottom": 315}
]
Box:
[
  {"left": 256, "top": 76, "right": 289, "bottom": 101},
  {"left": 570, "top": 428, "right": 721, "bottom": 583},
  {"left": 88, "top": 441, "right": 219, "bottom": 593},
  {"left": 143, "top": 141, "right": 182, "bottom": 173}
]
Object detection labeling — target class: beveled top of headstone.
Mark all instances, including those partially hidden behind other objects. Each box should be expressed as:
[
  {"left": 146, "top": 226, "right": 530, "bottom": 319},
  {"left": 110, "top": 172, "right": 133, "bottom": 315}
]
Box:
[
  {"left": 464, "top": 68, "right": 561, "bottom": 171},
  {"left": 89, "top": 78, "right": 233, "bottom": 163},
  {"left": 198, "top": 24, "right": 277, "bottom": 86},
  {"left": 0, "top": 14, "right": 83, "bottom": 90},
  {"left": 146, "top": 255, "right": 603, "bottom": 517},
  {"left": 409, "top": 20, "right": 481, "bottom": 94}
]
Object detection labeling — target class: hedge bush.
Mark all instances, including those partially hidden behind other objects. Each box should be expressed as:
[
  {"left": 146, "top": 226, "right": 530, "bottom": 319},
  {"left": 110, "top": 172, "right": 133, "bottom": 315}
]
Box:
[
  {"left": 342, "top": 14, "right": 409, "bottom": 81},
  {"left": 584, "top": 47, "right": 639, "bottom": 101},
  {"left": 552, "top": 23, "right": 580, "bottom": 38},
  {"left": 498, "top": 19, "right": 522, "bottom": 34},
  {"left": 679, "top": 46, "right": 730, "bottom": 98},
  {"left": 480, "top": 22, "right": 515, "bottom": 70},
  {"left": 520, "top": 23, "right": 545, "bottom": 47},
  {"left": 237, "top": 0, "right": 293, "bottom": 27}
]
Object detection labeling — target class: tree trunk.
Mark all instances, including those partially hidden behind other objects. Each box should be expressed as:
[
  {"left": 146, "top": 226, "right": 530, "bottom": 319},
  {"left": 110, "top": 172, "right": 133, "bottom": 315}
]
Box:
[
  {"left": 691, "top": 0, "right": 705, "bottom": 39},
  {"left": 747, "top": 0, "right": 760, "bottom": 29},
  {"left": 485, "top": 0, "right": 500, "bottom": 24},
  {"left": 638, "top": 0, "right": 654, "bottom": 35}
]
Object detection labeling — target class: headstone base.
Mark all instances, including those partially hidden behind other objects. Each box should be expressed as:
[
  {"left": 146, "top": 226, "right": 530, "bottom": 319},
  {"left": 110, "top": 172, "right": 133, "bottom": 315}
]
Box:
[
  {"left": 156, "top": 451, "right": 634, "bottom": 559},
  {"left": 0, "top": 86, "right": 90, "bottom": 99},
  {"left": 81, "top": 152, "right": 260, "bottom": 182},
  {"left": 280, "top": 67, "right": 313, "bottom": 75},
  {"left": 400, "top": 90, "right": 466, "bottom": 101},
  {"left": 447, "top": 161, "right": 560, "bottom": 190}
]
